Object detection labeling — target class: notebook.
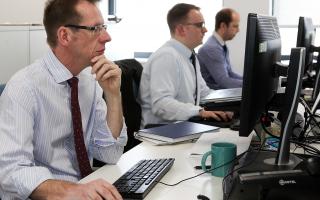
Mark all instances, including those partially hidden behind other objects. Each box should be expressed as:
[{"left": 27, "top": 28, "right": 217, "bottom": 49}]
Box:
[
  {"left": 135, "top": 121, "right": 219, "bottom": 144},
  {"left": 201, "top": 88, "right": 242, "bottom": 104}
]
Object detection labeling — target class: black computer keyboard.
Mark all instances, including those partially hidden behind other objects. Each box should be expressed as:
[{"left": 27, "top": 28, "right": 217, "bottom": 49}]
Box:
[
  {"left": 188, "top": 116, "right": 240, "bottom": 129},
  {"left": 113, "top": 158, "right": 175, "bottom": 199}
]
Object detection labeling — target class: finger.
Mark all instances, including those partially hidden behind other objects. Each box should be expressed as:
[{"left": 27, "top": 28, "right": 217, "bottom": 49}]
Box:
[
  {"left": 91, "top": 54, "right": 105, "bottom": 63},
  {"left": 97, "top": 184, "right": 122, "bottom": 200},
  {"left": 87, "top": 191, "right": 104, "bottom": 200},
  {"left": 214, "top": 111, "right": 228, "bottom": 121},
  {"left": 94, "top": 179, "right": 123, "bottom": 200},
  {"left": 91, "top": 57, "right": 113, "bottom": 75},
  {"left": 226, "top": 111, "right": 234, "bottom": 120},
  {"left": 210, "top": 112, "right": 222, "bottom": 121},
  {"left": 95, "top": 64, "right": 112, "bottom": 81},
  {"left": 100, "top": 68, "right": 121, "bottom": 82},
  {"left": 92, "top": 59, "right": 108, "bottom": 75}
]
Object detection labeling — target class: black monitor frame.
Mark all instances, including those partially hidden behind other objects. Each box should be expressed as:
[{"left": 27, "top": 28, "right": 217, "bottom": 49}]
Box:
[
  {"left": 296, "top": 17, "right": 316, "bottom": 75},
  {"left": 239, "top": 13, "right": 305, "bottom": 166}
]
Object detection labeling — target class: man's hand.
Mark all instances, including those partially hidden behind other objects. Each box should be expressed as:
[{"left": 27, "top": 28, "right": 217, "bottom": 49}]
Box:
[
  {"left": 199, "top": 110, "right": 233, "bottom": 121},
  {"left": 31, "top": 179, "right": 123, "bottom": 200},
  {"left": 91, "top": 55, "right": 121, "bottom": 95}
]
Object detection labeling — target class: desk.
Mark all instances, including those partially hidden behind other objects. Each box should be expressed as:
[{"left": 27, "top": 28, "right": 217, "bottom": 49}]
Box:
[{"left": 80, "top": 129, "right": 245, "bottom": 200}]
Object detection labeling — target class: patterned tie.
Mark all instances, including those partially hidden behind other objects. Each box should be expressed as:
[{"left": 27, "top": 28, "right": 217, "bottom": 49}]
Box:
[
  {"left": 68, "top": 77, "right": 93, "bottom": 178},
  {"left": 190, "top": 51, "right": 198, "bottom": 104}
]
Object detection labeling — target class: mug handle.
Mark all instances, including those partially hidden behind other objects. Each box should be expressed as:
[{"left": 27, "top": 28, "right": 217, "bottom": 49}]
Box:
[{"left": 201, "top": 151, "right": 212, "bottom": 171}]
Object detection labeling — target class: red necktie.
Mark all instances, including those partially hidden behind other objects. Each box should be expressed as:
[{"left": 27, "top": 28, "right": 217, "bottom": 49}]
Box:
[{"left": 68, "top": 77, "right": 93, "bottom": 178}]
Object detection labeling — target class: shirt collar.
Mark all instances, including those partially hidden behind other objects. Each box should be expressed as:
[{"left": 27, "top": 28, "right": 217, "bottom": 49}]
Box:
[
  {"left": 213, "top": 31, "right": 226, "bottom": 46},
  {"left": 168, "top": 38, "right": 194, "bottom": 59},
  {"left": 44, "top": 50, "right": 75, "bottom": 84}
]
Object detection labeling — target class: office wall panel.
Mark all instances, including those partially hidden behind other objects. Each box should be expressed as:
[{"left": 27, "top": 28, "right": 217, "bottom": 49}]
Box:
[
  {"left": 0, "top": 0, "right": 45, "bottom": 24},
  {"left": 223, "top": 0, "right": 270, "bottom": 75}
]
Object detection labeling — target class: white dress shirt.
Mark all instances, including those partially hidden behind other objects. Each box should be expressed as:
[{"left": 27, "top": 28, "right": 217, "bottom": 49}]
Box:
[{"left": 139, "top": 39, "right": 212, "bottom": 128}]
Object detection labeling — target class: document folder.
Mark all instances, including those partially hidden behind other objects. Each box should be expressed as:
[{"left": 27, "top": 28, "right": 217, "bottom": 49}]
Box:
[{"left": 135, "top": 121, "right": 219, "bottom": 144}]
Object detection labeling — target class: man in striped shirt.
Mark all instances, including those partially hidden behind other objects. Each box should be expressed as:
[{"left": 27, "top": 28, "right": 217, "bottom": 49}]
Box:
[{"left": 0, "top": 0, "right": 126, "bottom": 199}]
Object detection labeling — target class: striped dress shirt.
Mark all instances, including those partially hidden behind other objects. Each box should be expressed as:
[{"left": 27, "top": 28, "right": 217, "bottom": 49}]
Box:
[{"left": 0, "top": 50, "right": 127, "bottom": 199}]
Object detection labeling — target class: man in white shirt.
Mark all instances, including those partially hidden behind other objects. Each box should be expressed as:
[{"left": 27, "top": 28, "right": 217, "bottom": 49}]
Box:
[{"left": 139, "top": 3, "right": 232, "bottom": 128}]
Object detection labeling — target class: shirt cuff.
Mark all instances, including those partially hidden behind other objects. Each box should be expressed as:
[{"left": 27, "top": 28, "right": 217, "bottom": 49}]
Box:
[{"left": 10, "top": 166, "right": 53, "bottom": 199}]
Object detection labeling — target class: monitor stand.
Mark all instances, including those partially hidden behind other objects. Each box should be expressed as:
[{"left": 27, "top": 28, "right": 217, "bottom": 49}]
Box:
[{"left": 224, "top": 150, "right": 320, "bottom": 200}]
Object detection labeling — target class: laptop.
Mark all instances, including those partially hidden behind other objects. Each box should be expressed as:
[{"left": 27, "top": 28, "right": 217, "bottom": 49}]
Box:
[{"left": 201, "top": 88, "right": 242, "bottom": 104}]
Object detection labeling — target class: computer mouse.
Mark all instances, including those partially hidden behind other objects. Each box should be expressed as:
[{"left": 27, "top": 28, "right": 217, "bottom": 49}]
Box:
[
  {"left": 305, "top": 157, "right": 320, "bottom": 176},
  {"left": 197, "top": 194, "right": 210, "bottom": 200}
]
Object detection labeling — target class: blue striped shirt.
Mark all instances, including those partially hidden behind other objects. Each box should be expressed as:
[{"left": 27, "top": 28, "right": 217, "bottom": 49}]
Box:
[{"left": 0, "top": 50, "right": 127, "bottom": 199}]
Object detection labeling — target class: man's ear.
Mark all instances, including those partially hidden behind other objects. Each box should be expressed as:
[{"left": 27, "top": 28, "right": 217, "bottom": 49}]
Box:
[
  {"left": 220, "top": 22, "right": 228, "bottom": 31},
  {"left": 176, "top": 24, "right": 186, "bottom": 37},
  {"left": 57, "top": 26, "right": 71, "bottom": 46}
]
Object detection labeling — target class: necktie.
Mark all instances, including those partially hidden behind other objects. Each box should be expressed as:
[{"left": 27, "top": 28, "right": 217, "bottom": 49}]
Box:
[
  {"left": 190, "top": 52, "right": 198, "bottom": 104},
  {"left": 68, "top": 77, "right": 93, "bottom": 178},
  {"left": 223, "top": 45, "right": 228, "bottom": 55}
]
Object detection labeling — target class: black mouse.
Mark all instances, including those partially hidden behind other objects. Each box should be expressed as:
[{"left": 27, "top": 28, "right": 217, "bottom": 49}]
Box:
[{"left": 305, "top": 157, "right": 320, "bottom": 176}]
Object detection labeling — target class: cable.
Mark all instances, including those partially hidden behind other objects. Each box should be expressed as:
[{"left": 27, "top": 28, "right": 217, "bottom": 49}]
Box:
[{"left": 157, "top": 151, "right": 247, "bottom": 187}]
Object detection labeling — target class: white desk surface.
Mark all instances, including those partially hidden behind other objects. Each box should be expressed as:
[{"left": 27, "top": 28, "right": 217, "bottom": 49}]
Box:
[{"left": 80, "top": 128, "right": 251, "bottom": 200}]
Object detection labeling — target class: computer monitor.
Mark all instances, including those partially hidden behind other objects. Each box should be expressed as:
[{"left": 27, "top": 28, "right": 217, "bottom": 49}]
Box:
[
  {"left": 226, "top": 13, "right": 309, "bottom": 200},
  {"left": 239, "top": 13, "right": 281, "bottom": 138},
  {"left": 239, "top": 13, "right": 305, "bottom": 165},
  {"left": 296, "top": 17, "right": 316, "bottom": 76}
]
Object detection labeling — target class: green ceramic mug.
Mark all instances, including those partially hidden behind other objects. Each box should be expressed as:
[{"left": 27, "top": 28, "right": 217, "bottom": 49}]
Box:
[{"left": 201, "top": 142, "right": 236, "bottom": 177}]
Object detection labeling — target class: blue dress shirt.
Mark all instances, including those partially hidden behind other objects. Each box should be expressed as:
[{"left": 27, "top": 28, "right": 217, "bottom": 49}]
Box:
[
  {"left": 198, "top": 32, "right": 243, "bottom": 89},
  {"left": 0, "top": 50, "right": 127, "bottom": 199}
]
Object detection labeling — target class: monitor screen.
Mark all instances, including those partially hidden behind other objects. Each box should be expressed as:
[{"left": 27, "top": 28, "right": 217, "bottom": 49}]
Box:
[
  {"left": 296, "top": 16, "right": 315, "bottom": 75},
  {"left": 239, "top": 13, "right": 281, "bottom": 137}
]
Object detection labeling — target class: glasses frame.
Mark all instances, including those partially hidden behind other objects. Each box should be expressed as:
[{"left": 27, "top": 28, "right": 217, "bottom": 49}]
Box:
[
  {"left": 184, "top": 22, "right": 206, "bottom": 29},
  {"left": 64, "top": 24, "right": 107, "bottom": 35}
]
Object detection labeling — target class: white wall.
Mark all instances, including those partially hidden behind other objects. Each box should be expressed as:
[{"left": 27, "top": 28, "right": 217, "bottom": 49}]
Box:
[
  {"left": 0, "top": 0, "right": 45, "bottom": 24},
  {"left": 0, "top": 0, "right": 271, "bottom": 83},
  {"left": 223, "top": 0, "right": 271, "bottom": 74}
]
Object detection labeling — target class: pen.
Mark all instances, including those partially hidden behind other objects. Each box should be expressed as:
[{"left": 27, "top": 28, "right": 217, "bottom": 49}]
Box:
[{"left": 194, "top": 165, "right": 211, "bottom": 170}]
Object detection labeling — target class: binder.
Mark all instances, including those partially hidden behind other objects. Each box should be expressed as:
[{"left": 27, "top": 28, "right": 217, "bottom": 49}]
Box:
[{"left": 135, "top": 121, "right": 219, "bottom": 144}]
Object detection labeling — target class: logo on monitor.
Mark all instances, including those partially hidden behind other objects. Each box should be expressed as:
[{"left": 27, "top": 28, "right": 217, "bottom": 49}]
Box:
[{"left": 279, "top": 179, "right": 297, "bottom": 186}]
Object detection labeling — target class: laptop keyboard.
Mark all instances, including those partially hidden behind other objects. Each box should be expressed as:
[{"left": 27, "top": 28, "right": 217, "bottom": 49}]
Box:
[{"left": 113, "top": 158, "right": 175, "bottom": 199}]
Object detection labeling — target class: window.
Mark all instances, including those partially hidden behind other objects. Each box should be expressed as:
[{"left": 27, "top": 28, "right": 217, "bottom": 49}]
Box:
[
  {"left": 99, "top": 0, "right": 222, "bottom": 60},
  {"left": 273, "top": 0, "right": 320, "bottom": 56}
]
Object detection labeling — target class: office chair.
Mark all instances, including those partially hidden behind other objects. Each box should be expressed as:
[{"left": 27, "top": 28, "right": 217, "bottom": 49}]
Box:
[
  {"left": 94, "top": 59, "right": 143, "bottom": 167},
  {"left": 115, "top": 59, "right": 143, "bottom": 152},
  {"left": 0, "top": 84, "right": 6, "bottom": 96}
]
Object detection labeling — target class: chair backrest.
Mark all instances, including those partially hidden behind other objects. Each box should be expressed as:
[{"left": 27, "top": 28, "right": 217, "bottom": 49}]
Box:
[
  {"left": 0, "top": 84, "right": 6, "bottom": 96},
  {"left": 115, "top": 59, "right": 143, "bottom": 151}
]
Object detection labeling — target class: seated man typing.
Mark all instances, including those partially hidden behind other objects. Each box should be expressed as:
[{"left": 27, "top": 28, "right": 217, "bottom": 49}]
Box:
[{"left": 138, "top": 3, "right": 232, "bottom": 128}]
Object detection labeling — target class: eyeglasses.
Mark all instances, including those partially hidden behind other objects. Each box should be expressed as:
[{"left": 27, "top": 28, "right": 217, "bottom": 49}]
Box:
[
  {"left": 64, "top": 24, "right": 107, "bottom": 35},
  {"left": 184, "top": 22, "right": 206, "bottom": 29}
]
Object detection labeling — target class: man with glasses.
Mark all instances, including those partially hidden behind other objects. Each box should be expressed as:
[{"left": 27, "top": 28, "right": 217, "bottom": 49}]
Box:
[
  {"left": 0, "top": 0, "right": 125, "bottom": 199},
  {"left": 139, "top": 3, "right": 232, "bottom": 128},
  {"left": 198, "top": 8, "right": 242, "bottom": 89}
]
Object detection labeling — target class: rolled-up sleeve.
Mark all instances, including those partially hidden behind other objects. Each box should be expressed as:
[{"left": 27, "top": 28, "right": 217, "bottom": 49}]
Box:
[{"left": 90, "top": 95, "right": 128, "bottom": 164}]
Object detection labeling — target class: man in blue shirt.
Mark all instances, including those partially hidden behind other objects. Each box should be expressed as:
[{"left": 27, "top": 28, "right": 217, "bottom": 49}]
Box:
[
  {"left": 0, "top": 0, "right": 125, "bottom": 199},
  {"left": 198, "top": 8, "right": 242, "bottom": 89}
]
